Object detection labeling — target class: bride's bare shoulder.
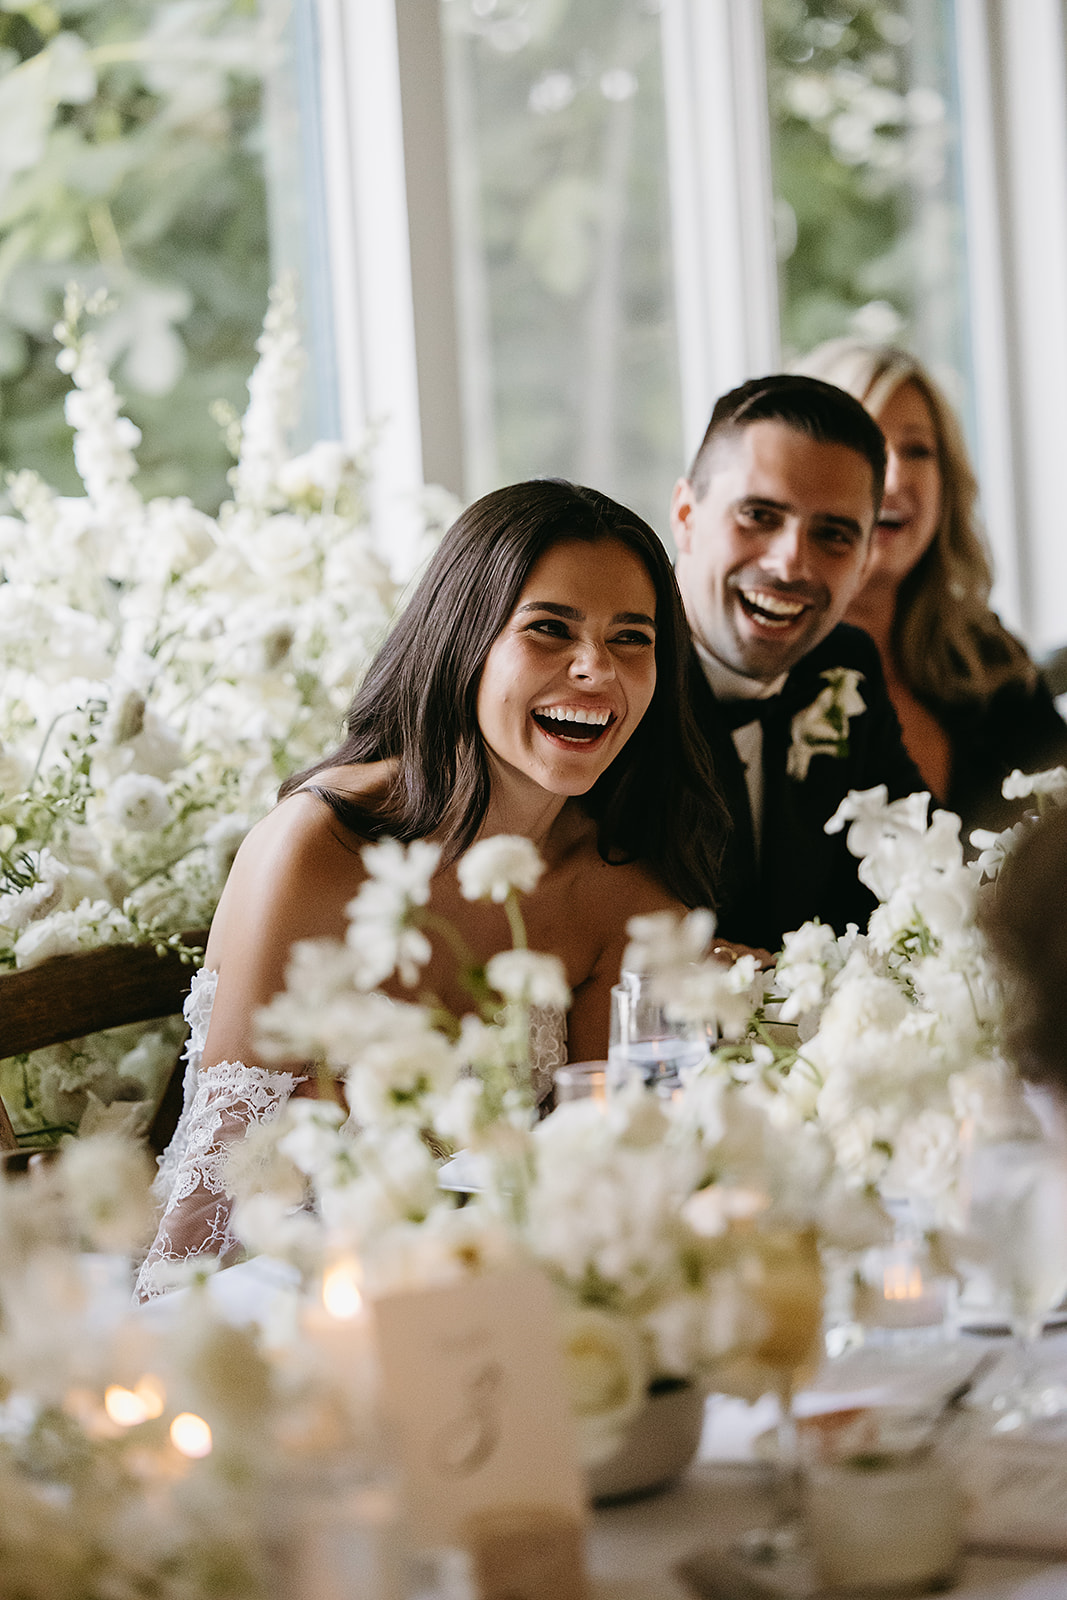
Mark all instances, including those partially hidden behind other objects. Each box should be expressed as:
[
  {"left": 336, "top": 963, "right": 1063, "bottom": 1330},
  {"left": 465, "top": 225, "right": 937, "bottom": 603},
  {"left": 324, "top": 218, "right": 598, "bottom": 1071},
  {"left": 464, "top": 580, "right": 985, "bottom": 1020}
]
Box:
[{"left": 237, "top": 761, "right": 393, "bottom": 876}]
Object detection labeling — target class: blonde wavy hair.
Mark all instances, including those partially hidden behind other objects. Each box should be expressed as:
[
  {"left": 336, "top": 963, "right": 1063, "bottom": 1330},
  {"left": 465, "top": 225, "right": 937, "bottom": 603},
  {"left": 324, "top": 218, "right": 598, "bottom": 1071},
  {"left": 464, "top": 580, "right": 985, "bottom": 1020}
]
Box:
[{"left": 795, "top": 337, "right": 1035, "bottom": 705}]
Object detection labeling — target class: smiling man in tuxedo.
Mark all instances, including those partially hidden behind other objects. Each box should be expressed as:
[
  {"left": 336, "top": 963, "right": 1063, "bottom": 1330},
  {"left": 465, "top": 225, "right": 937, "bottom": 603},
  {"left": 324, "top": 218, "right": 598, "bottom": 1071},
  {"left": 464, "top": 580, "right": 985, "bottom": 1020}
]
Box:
[{"left": 672, "top": 374, "right": 921, "bottom": 951}]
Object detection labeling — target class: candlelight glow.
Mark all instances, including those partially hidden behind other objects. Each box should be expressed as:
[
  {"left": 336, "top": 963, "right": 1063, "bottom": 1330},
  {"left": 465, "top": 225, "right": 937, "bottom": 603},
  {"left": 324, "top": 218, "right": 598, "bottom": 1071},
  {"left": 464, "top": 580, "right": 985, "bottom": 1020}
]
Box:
[
  {"left": 883, "top": 1261, "right": 924, "bottom": 1301},
  {"left": 134, "top": 1376, "right": 166, "bottom": 1419},
  {"left": 105, "top": 1385, "right": 150, "bottom": 1427},
  {"left": 170, "top": 1412, "right": 213, "bottom": 1458},
  {"left": 322, "top": 1258, "right": 364, "bottom": 1320}
]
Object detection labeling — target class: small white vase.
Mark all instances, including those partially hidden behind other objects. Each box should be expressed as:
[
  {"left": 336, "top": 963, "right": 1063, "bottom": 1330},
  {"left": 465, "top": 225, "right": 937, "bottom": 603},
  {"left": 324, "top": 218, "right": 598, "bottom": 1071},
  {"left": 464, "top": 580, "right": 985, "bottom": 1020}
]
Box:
[{"left": 587, "top": 1382, "right": 705, "bottom": 1504}]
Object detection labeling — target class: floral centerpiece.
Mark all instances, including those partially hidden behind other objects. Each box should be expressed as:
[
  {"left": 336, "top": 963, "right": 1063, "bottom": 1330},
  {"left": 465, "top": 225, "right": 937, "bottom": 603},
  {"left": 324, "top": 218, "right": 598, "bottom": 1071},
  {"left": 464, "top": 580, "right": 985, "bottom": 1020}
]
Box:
[
  {"left": 0, "top": 278, "right": 456, "bottom": 1139},
  {"left": 208, "top": 834, "right": 859, "bottom": 1468},
  {"left": 0, "top": 1132, "right": 384, "bottom": 1599}
]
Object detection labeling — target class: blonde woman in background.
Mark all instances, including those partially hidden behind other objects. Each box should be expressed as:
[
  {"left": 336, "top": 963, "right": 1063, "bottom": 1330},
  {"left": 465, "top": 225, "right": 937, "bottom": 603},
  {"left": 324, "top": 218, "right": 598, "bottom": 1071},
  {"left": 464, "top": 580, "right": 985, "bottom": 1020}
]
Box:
[{"left": 796, "top": 338, "right": 1067, "bottom": 833}]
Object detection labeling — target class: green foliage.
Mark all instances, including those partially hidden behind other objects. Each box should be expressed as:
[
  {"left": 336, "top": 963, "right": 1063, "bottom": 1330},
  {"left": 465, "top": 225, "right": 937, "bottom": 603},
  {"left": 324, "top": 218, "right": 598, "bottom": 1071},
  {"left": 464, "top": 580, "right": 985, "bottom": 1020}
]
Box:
[
  {"left": 0, "top": 0, "right": 269, "bottom": 510},
  {"left": 764, "top": 0, "right": 964, "bottom": 366}
]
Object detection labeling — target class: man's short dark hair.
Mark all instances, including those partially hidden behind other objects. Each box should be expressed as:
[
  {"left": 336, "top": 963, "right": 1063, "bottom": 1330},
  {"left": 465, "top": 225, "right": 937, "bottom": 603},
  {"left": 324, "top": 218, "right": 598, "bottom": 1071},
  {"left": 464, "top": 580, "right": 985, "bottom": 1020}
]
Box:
[{"left": 687, "top": 373, "right": 887, "bottom": 508}]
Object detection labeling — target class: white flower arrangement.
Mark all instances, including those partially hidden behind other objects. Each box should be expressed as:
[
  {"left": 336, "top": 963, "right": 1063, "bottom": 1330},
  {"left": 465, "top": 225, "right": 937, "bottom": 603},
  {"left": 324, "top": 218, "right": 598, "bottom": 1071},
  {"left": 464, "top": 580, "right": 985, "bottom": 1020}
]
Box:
[
  {"left": 657, "top": 772, "right": 1067, "bottom": 1233},
  {"left": 787, "top": 666, "right": 866, "bottom": 780},
  {"left": 0, "top": 277, "right": 456, "bottom": 1140},
  {"left": 222, "top": 837, "right": 840, "bottom": 1462}
]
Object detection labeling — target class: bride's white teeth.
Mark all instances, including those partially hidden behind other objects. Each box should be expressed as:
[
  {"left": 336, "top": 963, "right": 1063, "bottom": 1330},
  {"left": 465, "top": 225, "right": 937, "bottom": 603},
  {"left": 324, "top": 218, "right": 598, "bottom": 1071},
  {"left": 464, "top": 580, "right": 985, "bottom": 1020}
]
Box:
[
  {"left": 533, "top": 706, "right": 611, "bottom": 726},
  {"left": 740, "top": 589, "right": 805, "bottom": 618}
]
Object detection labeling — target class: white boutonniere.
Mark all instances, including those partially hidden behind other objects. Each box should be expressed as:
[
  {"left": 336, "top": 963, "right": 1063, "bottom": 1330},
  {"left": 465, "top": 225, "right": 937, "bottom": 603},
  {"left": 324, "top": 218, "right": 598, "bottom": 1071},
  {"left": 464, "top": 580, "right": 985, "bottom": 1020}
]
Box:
[{"left": 787, "top": 668, "right": 866, "bottom": 780}]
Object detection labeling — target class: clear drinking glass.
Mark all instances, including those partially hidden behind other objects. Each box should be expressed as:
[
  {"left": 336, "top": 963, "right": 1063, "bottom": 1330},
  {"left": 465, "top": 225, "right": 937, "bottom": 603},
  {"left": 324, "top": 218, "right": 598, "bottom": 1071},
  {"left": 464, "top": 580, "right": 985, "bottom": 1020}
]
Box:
[
  {"left": 607, "top": 972, "right": 708, "bottom": 1095},
  {"left": 963, "top": 1108, "right": 1067, "bottom": 1429},
  {"left": 553, "top": 1061, "right": 610, "bottom": 1104}
]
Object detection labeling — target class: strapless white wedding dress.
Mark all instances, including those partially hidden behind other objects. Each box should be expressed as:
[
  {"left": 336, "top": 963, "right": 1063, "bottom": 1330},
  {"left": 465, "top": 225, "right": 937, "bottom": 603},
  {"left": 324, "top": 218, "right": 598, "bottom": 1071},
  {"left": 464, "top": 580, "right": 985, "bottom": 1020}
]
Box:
[{"left": 137, "top": 969, "right": 567, "bottom": 1300}]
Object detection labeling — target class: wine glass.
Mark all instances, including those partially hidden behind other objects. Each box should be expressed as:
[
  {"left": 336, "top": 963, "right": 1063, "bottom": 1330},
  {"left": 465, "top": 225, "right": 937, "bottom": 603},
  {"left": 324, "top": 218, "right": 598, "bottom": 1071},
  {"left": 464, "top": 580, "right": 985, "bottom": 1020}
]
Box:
[
  {"left": 738, "top": 1225, "right": 826, "bottom": 1556},
  {"left": 607, "top": 972, "right": 708, "bottom": 1096},
  {"left": 963, "top": 1107, "right": 1067, "bottom": 1429}
]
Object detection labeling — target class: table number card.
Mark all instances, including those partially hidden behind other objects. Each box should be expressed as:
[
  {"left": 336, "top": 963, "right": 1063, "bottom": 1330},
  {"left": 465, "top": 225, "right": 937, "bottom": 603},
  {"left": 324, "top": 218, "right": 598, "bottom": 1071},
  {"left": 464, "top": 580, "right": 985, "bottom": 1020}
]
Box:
[{"left": 372, "top": 1264, "right": 588, "bottom": 1599}]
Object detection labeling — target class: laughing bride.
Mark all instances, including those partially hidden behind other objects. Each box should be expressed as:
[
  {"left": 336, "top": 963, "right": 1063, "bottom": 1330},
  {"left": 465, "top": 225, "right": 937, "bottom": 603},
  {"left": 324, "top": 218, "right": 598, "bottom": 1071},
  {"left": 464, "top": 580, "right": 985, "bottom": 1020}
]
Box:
[{"left": 137, "top": 478, "right": 726, "bottom": 1296}]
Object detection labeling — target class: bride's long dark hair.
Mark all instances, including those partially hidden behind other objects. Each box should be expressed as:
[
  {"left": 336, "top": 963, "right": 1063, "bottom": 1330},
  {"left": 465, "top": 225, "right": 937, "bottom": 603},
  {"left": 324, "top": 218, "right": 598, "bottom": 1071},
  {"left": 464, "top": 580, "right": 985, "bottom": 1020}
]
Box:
[{"left": 282, "top": 479, "right": 726, "bottom": 909}]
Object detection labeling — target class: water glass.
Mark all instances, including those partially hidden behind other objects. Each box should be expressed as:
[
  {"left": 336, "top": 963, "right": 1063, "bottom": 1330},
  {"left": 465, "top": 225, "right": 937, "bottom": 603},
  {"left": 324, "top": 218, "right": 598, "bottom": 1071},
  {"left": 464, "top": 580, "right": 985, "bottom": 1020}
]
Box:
[{"left": 607, "top": 972, "right": 707, "bottom": 1094}]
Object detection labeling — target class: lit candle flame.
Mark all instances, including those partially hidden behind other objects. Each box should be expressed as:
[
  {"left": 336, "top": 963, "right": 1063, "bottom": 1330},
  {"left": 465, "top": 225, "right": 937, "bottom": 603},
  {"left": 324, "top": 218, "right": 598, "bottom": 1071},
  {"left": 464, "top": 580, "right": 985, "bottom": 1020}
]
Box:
[
  {"left": 322, "top": 1258, "right": 363, "bottom": 1320},
  {"left": 105, "top": 1385, "right": 149, "bottom": 1427},
  {"left": 883, "top": 1260, "right": 924, "bottom": 1301},
  {"left": 170, "top": 1412, "right": 213, "bottom": 1458},
  {"left": 134, "top": 1375, "right": 165, "bottom": 1419}
]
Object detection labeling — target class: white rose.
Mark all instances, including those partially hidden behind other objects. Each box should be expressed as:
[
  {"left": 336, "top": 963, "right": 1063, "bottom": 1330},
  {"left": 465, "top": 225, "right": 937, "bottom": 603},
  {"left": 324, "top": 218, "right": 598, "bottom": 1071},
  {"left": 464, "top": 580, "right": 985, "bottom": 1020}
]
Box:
[
  {"left": 560, "top": 1306, "right": 648, "bottom": 1465},
  {"left": 106, "top": 772, "right": 172, "bottom": 833},
  {"left": 457, "top": 835, "right": 545, "bottom": 902}
]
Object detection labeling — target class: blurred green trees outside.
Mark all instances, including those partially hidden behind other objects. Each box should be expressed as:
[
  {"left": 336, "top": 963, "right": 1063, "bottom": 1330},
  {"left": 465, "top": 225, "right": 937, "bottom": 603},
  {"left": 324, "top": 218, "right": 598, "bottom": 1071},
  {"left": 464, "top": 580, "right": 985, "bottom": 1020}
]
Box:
[
  {"left": 765, "top": 0, "right": 967, "bottom": 381},
  {"left": 0, "top": 0, "right": 270, "bottom": 511}
]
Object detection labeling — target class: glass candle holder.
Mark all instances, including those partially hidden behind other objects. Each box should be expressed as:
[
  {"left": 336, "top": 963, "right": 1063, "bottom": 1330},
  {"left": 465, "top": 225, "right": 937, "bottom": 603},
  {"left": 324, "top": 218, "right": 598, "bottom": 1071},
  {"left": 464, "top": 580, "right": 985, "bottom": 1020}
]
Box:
[
  {"left": 805, "top": 1448, "right": 962, "bottom": 1594},
  {"left": 553, "top": 1061, "right": 610, "bottom": 1104}
]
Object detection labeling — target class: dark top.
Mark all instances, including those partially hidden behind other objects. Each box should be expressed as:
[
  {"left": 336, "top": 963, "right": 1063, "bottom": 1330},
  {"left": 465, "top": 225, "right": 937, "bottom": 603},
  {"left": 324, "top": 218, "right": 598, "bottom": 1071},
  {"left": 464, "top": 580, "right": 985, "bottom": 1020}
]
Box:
[
  {"left": 688, "top": 624, "right": 922, "bottom": 951},
  {"left": 938, "top": 676, "right": 1067, "bottom": 837}
]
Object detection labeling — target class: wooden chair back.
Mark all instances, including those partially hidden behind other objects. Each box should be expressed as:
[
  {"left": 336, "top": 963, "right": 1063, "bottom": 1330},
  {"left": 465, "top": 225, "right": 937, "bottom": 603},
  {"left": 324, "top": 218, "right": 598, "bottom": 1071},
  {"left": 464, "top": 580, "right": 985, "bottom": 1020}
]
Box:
[{"left": 0, "top": 933, "right": 209, "bottom": 1155}]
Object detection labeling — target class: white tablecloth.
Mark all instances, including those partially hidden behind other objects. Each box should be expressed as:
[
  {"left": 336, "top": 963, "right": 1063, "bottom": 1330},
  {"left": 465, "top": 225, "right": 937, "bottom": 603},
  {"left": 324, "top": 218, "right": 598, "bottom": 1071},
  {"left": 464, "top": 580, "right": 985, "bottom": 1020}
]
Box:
[{"left": 589, "top": 1343, "right": 1067, "bottom": 1600}]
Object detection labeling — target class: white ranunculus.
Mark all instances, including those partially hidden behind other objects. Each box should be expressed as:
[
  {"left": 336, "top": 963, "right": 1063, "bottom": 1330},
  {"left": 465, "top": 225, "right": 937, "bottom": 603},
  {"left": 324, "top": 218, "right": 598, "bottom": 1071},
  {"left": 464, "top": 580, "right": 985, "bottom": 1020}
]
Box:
[
  {"left": 457, "top": 835, "right": 545, "bottom": 902},
  {"left": 106, "top": 772, "right": 172, "bottom": 833},
  {"left": 485, "top": 949, "right": 571, "bottom": 1010}
]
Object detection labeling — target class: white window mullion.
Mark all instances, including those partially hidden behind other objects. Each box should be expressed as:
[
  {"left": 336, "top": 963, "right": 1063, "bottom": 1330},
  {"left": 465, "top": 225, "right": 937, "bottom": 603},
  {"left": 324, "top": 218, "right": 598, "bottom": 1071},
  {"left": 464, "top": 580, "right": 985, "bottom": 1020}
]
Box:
[
  {"left": 661, "top": 0, "right": 780, "bottom": 464},
  {"left": 315, "top": 0, "right": 425, "bottom": 573}
]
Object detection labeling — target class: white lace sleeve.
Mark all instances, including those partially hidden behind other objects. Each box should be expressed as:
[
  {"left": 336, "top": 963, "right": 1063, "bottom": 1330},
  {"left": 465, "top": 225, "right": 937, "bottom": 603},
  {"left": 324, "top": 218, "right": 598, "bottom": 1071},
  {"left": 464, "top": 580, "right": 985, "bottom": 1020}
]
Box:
[
  {"left": 529, "top": 1004, "right": 568, "bottom": 1106},
  {"left": 137, "top": 966, "right": 306, "bottom": 1301},
  {"left": 151, "top": 966, "right": 219, "bottom": 1207}
]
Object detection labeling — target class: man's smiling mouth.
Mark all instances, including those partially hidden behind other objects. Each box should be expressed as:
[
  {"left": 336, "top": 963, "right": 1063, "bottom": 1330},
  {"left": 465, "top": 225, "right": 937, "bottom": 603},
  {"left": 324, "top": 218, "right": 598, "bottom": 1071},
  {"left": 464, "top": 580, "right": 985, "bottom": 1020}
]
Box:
[
  {"left": 531, "top": 705, "right": 615, "bottom": 744},
  {"left": 737, "top": 587, "right": 808, "bottom": 628}
]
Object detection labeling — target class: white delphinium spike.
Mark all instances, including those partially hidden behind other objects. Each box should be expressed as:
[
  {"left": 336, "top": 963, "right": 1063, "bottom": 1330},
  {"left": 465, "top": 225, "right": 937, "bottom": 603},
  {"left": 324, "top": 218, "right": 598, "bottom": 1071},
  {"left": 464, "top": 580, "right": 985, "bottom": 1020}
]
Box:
[
  {"left": 56, "top": 285, "right": 143, "bottom": 531},
  {"left": 230, "top": 272, "right": 304, "bottom": 513}
]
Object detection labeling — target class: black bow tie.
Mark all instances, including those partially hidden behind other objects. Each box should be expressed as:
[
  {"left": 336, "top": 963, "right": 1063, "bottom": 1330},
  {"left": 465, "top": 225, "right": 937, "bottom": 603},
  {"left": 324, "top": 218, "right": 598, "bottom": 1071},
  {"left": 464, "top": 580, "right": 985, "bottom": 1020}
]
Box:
[{"left": 717, "top": 694, "right": 782, "bottom": 732}]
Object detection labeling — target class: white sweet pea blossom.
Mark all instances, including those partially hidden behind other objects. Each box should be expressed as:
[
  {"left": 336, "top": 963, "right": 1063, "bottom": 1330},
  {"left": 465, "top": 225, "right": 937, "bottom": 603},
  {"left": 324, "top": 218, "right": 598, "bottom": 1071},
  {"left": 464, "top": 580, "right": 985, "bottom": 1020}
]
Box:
[
  {"left": 485, "top": 949, "right": 571, "bottom": 1010},
  {"left": 622, "top": 908, "right": 716, "bottom": 974},
  {"left": 658, "top": 954, "right": 760, "bottom": 1042},
  {"left": 343, "top": 838, "right": 441, "bottom": 988},
  {"left": 970, "top": 823, "right": 1027, "bottom": 881},
  {"left": 787, "top": 667, "right": 866, "bottom": 780},
  {"left": 457, "top": 834, "right": 545, "bottom": 902},
  {"left": 1002, "top": 765, "right": 1067, "bottom": 803},
  {"left": 774, "top": 920, "right": 843, "bottom": 1021}
]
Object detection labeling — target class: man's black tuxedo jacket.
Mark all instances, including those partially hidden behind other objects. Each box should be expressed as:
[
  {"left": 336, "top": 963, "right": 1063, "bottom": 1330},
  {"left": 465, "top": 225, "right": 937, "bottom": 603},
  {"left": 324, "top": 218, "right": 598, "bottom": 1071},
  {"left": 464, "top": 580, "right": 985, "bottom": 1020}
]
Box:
[{"left": 688, "top": 624, "right": 922, "bottom": 951}]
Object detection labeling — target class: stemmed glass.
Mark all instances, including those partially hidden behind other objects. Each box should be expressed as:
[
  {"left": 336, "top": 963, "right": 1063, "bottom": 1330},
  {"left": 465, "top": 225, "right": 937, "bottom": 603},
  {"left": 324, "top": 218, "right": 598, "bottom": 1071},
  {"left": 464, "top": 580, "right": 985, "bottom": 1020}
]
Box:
[
  {"left": 738, "top": 1225, "right": 826, "bottom": 1555},
  {"left": 963, "top": 1098, "right": 1067, "bottom": 1429}
]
